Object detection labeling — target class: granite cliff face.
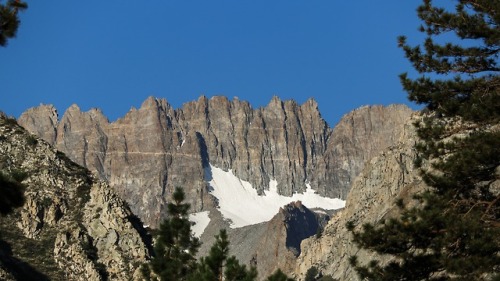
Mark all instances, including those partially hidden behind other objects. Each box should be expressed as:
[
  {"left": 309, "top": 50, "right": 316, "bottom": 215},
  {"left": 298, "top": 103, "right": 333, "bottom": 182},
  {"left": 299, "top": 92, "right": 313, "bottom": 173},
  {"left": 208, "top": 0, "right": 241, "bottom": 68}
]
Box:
[
  {"left": 19, "top": 96, "right": 413, "bottom": 227},
  {"left": 294, "top": 116, "right": 424, "bottom": 280},
  {"left": 321, "top": 104, "right": 417, "bottom": 199},
  {"left": 0, "top": 116, "right": 150, "bottom": 280}
]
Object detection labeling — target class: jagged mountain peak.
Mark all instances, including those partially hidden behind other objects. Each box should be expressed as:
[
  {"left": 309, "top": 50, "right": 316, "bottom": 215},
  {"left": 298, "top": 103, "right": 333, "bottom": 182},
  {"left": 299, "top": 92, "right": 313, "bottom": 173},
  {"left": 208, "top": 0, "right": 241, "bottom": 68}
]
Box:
[
  {"left": 67, "top": 103, "right": 81, "bottom": 112},
  {"left": 18, "top": 96, "right": 413, "bottom": 227},
  {"left": 267, "top": 95, "right": 284, "bottom": 107},
  {"left": 18, "top": 104, "right": 59, "bottom": 145},
  {"left": 139, "top": 96, "right": 171, "bottom": 110}
]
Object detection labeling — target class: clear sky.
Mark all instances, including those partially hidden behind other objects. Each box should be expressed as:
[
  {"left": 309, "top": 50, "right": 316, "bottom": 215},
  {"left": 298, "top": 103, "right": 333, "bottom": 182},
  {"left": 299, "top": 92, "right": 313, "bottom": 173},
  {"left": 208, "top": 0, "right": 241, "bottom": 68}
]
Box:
[{"left": 1, "top": 1, "right": 439, "bottom": 127}]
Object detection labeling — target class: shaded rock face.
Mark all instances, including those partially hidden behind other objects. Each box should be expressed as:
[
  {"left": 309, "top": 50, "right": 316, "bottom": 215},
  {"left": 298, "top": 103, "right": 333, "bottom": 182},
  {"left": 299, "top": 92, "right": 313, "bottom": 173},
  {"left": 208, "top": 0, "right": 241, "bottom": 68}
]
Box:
[
  {"left": 282, "top": 202, "right": 323, "bottom": 257},
  {"left": 19, "top": 96, "right": 413, "bottom": 227},
  {"left": 222, "top": 201, "right": 326, "bottom": 280},
  {"left": 294, "top": 116, "right": 425, "bottom": 281},
  {"left": 0, "top": 117, "right": 150, "bottom": 280}
]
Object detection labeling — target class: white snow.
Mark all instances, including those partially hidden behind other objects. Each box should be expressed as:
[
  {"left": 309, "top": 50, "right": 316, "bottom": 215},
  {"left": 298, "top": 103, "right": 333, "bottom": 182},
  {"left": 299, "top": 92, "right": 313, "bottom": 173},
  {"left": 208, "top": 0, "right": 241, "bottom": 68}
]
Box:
[
  {"left": 206, "top": 164, "right": 345, "bottom": 228},
  {"left": 189, "top": 211, "right": 211, "bottom": 238},
  {"left": 312, "top": 209, "right": 328, "bottom": 215}
]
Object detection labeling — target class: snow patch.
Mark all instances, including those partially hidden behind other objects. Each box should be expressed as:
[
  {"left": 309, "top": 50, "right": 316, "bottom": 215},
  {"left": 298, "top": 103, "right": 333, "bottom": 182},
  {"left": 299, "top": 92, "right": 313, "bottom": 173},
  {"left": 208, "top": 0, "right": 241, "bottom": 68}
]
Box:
[
  {"left": 206, "top": 164, "right": 345, "bottom": 228},
  {"left": 189, "top": 211, "right": 210, "bottom": 238},
  {"left": 312, "top": 209, "right": 327, "bottom": 215}
]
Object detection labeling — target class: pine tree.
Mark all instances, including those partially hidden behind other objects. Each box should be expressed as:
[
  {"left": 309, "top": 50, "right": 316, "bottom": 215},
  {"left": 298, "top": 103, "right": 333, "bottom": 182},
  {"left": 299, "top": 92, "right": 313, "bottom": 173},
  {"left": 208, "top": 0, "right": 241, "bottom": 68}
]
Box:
[
  {"left": 265, "top": 269, "right": 294, "bottom": 281},
  {"left": 305, "top": 266, "right": 319, "bottom": 281},
  {"left": 141, "top": 187, "right": 262, "bottom": 281},
  {"left": 399, "top": 0, "right": 499, "bottom": 123},
  {"left": 0, "top": 0, "right": 27, "bottom": 46},
  {"left": 225, "top": 255, "right": 258, "bottom": 281},
  {"left": 189, "top": 229, "right": 257, "bottom": 281},
  {"left": 349, "top": 1, "right": 499, "bottom": 280},
  {"left": 142, "top": 187, "right": 201, "bottom": 281}
]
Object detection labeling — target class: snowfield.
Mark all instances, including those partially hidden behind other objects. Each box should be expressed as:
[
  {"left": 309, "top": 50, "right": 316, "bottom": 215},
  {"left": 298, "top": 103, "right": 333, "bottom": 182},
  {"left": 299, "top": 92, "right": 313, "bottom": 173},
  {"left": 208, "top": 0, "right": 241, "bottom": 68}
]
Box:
[
  {"left": 206, "top": 164, "right": 345, "bottom": 228},
  {"left": 189, "top": 211, "right": 210, "bottom": 238}
]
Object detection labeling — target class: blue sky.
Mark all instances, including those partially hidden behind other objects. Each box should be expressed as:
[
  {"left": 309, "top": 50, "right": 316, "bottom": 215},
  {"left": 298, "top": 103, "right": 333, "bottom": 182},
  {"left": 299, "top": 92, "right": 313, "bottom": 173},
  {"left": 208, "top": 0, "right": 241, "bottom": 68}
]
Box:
[{"left": 1, "top": 1, "right": 436, "bottom": 126}]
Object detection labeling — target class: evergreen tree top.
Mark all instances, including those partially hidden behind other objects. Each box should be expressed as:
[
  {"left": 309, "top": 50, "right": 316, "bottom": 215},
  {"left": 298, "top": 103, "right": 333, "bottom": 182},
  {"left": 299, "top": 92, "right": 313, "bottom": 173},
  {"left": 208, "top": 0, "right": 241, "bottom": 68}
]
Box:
[
  {"left": 0, "top": 0, "right": 27, "bottom": 46},
  {"left": 399, "top": 0, "right": 499, "bottom": 122},
  {"left": 349, "top": 1, "right": 500, "bottom": 280}
]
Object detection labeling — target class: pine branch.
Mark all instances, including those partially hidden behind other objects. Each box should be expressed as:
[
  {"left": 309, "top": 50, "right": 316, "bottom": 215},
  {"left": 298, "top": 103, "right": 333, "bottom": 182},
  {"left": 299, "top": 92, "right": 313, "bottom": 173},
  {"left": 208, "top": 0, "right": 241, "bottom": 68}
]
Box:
[{"left": 481, "top": 194, "right": 500, "bottom": 225}]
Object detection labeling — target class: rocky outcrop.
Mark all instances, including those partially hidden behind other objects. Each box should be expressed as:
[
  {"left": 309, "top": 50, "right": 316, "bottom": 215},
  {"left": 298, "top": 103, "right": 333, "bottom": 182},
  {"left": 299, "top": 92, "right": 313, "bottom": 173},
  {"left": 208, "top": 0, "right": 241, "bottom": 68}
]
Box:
[
  {"left": 295, "top": 117, "right": 500, "bottom": 280},
  {"left": 319, "top": 104, "right": 416, "bottom": 198},
  {"left": 216, "top": 201, "right": 328, "bottom": 280},
  {"left": 0, "top": 116, "right": 150, "bottom": 280},
  {"left": 17, "top": 104, "right": 58, "bottom": 145},
  {"left": 19, "top": 97, "right": 413, "bottom": 227},
  {"left": 294, "top": 116, "right": 424, "bottom": 280}
]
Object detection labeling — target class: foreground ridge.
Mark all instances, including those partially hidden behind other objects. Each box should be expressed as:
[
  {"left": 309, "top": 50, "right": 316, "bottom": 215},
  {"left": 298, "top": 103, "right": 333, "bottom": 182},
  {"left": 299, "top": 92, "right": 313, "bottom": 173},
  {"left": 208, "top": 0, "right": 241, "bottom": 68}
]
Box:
[{"left": 0, "top": 115, "right": 150, "bottom": 280}]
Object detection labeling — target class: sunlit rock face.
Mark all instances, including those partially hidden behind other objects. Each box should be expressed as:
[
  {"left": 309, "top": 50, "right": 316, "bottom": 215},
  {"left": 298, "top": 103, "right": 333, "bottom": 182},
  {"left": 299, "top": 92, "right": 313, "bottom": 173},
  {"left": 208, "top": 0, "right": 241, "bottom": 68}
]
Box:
[
  {"left": 0, "top": 116, "right": 150, "bottom": 281},
  {"left": 295, "top": 116, "right": 424, "bottom": 281},
  {"left": 19, "top": 96, "right": 413, "bottom": 227}
]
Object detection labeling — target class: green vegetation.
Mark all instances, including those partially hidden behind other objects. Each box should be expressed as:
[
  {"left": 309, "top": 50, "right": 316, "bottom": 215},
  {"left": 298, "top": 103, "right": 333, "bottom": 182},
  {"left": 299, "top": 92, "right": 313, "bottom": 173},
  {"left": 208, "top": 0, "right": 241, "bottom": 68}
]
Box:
[
  {"left": 76, "top": 184, "right": 91, "bottom": 205},
  {"left": 0, "top": 217, "right": 64, "bottom": 280},
  {"left": 189, "top": 229, "right": 257, "bottom": 281},
  {"left": 9, "top": 168, "right": 28, "bottom": 182},
  {"left": 142, "top": 187, "right": 201, "bottom": 281},
  {"left": 55, "top": 150, "right": 92, "bottom": 180},
  {"left": 349, "top": 1, "right": 499, "bottom": 280},
  {"left": 0, "top": 116, "right": 23, "bottom": 135},
  {"left": 304, "top": 266, "right": 337, "bottom": 281},
  {"left": 0, "top": 170, "right": 25, "bottom": 215},
  {"left": 55, "top": 150, "right": 67, "bottom": 159},
  {"left": 41, "top": 197, "right": 53, "bottom": 208},
  {"left": 0, "top": 116, "right": 19, "bottom": 126},
  {"left": 265, "top": 269, "right": 294, "bottom": 281},
  {"left": 0, "top": 0, "right": 27, "bottom": 46},
  {"left": 26, "top": 134, "right": 38, "bottom": 147},
  {"left": 143, "top": 187, "right": 294, "bottom": 281},
  {"left": 305, "top": 266, "right": 319, "bottom": 281}
]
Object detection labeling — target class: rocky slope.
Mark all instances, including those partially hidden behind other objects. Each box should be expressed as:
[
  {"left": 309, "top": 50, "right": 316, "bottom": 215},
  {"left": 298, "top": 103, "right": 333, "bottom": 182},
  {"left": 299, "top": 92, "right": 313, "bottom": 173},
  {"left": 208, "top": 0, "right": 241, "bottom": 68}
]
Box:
[
  {"left": 0, "top": 115, "right": 150, "bottom": 280},
  {"left": 19, "top": 96, "right": 413, "bottom": 227},
  {"left": 295, "top": 116, "right": 500, "bottom": 280},
  {"left": 294, "top": 115, "right": 424, "bottom": 280},
  {"left": 212, "top": 201, "right": 329, "bottom": 279}
]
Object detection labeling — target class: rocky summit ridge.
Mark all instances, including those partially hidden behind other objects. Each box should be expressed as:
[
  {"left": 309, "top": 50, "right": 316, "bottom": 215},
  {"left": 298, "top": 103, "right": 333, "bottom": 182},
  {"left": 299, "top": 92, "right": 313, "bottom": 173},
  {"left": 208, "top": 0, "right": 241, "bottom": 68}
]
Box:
[{"left": 19, "top": 96, "right": 413, "bottom": 228}]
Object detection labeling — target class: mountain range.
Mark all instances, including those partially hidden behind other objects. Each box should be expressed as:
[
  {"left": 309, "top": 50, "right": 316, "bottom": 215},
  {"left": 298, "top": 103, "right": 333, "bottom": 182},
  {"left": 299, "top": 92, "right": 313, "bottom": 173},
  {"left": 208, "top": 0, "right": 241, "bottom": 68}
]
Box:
[
  {"left": 18, "top": 96, "right": 413, "bottom": 228},
  {"left": 1, "top": 96, "right": 416, "bottom": 280}
]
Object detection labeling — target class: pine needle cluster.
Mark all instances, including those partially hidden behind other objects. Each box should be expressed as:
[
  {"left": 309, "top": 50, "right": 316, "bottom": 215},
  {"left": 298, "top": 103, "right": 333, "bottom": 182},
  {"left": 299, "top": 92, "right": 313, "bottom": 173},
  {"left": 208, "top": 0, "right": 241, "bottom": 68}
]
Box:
[{"left": 0, "top": 0, "right": 27, "bottom": 46}]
